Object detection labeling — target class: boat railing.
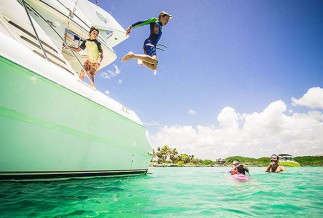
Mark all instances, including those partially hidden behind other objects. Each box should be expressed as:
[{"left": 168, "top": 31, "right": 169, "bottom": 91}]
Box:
[
  {"left": 21, "top": 0, "right": 95, "bottom": 87},
  {"left": 21, "top": 0, "right": 48, "bottom": 60},
  {"left": 56, "top": 0, "right": 108, "bottom": 47}
]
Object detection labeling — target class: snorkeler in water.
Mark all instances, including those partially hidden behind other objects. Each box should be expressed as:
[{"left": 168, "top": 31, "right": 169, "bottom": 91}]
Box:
[
  {"left": 266, "top": 154, "right": 286, "bottom": 173},
  {"left": 121, "top": 11, "right": 172, "bottom": 71},
  {"left": 230, "top": 160, "right": 250, "bottom": 176}
]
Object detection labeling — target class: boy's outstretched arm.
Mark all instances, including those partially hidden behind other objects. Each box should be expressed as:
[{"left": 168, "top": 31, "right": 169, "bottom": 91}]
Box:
[{"left": 125, "top": 18, "right": 158, "bottom": 36}]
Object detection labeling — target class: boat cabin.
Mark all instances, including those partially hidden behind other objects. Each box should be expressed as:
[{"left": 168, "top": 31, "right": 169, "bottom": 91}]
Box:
[{"left": 278, "top": 154, "right": 296, "bottom": 162}]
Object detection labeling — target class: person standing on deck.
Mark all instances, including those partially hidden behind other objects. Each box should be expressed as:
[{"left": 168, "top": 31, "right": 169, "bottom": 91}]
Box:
[
  {"left": 121, "top": 11, "right": 172, "bottom": 71},
  {"left": 68, "top": 26, "right": 103, "bottom": 86}
]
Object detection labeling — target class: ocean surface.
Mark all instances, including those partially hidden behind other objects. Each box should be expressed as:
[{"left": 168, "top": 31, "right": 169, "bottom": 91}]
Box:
[{"left": 0, "top": 167, "right": 322, "bottom": 217}]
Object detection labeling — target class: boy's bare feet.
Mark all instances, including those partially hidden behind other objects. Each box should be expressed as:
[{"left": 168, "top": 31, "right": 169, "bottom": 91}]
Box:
[
  {"left": 79, "top": 71, "right": 85, "bottom": 80},
  {"left": 121, "top": 51, "right": 134, "bottom": 62}
]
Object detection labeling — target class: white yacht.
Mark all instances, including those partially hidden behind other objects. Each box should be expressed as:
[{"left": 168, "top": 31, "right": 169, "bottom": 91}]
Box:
[
  {"left": 278, "top": 154, "right": 300, "bottom": 167},
  {"left": 0, "top": 0, "right": 152, "bottom": 180}
]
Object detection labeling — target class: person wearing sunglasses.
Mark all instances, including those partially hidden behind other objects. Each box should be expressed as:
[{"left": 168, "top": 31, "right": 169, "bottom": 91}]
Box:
[{"left": 266, "top": 154, "right": 286, "bottom": 172}]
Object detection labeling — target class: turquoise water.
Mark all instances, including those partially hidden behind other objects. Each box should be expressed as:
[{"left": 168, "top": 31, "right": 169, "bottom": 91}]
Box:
[{"left": 0, "top": 167, "right": 322, "bottom": 217}]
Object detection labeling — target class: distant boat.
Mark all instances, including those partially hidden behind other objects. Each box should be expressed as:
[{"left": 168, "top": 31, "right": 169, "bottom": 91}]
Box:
[
  {"left": 278, "top": 154, "right": 300, "bottom": 167},
  {"left": 216, "top": 158, "right": 225, "bottom": 166},
  {"left": 0, "top": 0, "right": 152, "bottom": 180}
]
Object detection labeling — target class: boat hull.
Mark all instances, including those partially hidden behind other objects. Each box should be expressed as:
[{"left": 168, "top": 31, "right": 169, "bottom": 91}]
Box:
[
  {"left": 279, "top": 161, "right": 301, "bottom": 167},
  {"left": 0, "top": 56, "right": 152, "bottom": 180}
]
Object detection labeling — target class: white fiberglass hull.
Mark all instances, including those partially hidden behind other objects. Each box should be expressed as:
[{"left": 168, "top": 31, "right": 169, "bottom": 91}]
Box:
[{"left": 0, "top": 33, "right": 152, "bottom": 181}]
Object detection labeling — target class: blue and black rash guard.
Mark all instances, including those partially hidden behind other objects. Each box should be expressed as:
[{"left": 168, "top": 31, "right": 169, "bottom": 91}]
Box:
[{"left": 131, "top": 17, "right": 163, "bottom": 46}]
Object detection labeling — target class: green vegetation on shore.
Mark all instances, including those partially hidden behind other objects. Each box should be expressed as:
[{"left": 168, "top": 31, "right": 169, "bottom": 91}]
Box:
[
  {"left": 152, "top": 145, "right": 323, "bottom": 166},
  {"left": 152, "top": 145, "right": 216, "bottom": 166},
  {"left": 295, "top": 156, "right": 323, "bottom": 166}
]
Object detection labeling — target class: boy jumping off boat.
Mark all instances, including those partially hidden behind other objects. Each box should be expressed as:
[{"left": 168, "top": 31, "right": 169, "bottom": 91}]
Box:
[
  {"left": 121, "top": 11, "right": 172, "bottom": 71},
  {"left": 68, "top": 26, "right": 103, "bottom": 86}
]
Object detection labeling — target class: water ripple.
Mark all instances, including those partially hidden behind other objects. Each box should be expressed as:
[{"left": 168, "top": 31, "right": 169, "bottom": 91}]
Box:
[{"left": 0, "top": 167, "right": 322, "bottom": 217}]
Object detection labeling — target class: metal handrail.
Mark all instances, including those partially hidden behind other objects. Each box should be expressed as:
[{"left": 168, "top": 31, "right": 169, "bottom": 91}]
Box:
[
  {"left": 21, "top": 0, "right": 95, "bottom": 87},
  {"left": 21, "top": 0, "right": 48, "bottom": 60},
  {"left": 56, "top": 0, "right": 109, "bottom": 47}
]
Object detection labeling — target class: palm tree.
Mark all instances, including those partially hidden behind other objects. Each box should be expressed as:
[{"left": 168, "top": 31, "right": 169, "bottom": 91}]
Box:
[
  {"left": 160, "top": 145, "right": 172, "bottom": 162},
  {"left": 170, "top": 148, "right": 179, "bottom": 163},
  {"left": 181, "top": 154, "right": 189, "bottom": 164},
  {"left": 156, "top": 147, "right": 163, "bottom": 163},
  {"left": 151, "top": 149, "right": 157, "bottom": 162},
  {"left": 188, "top": 155, "right": 194, "bottom": 163}
]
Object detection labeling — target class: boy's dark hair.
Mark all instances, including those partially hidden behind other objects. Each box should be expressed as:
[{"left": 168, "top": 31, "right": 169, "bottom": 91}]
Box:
[
  {"left": 158, "top": 11, "right": 173, "bottom": 20},
  {"left": 89, "top": 26, "right": 99, "bottom": 35},
  {"left": 237, "top": 164, "right": 249, "bottom": 175}
]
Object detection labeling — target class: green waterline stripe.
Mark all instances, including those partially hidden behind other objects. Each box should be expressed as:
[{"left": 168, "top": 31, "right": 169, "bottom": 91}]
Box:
[
  {"left": 0, "top": 106, "right": 143, "bottom": 154},
  {"left": 0, "top": 169, "right": 148, "bottom": 174},
  {"left": 0, "top": 56, "right": 145, "bottom": 128},
  {"left": 0, "top": 170, "right": 148, "bottom": 180}
]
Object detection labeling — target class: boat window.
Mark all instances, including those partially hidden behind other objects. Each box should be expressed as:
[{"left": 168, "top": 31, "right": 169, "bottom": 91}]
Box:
[
  {"left": 279, "top": 155, "right": 295, "bottom": 162},
  {"left": 105, "top": 30, "right": 113, "bottom": 39},
  {"left": 20, "top": 35, "right": 66, "bottom": 65},
  {"left": 65, "top": 29, "right": 83, "bottom": 47},
  {"left": 5, "top": 18, "right": 75, "bottom": 76},
  {"left": 33, "top": 50, "right": 74, "bottom": 75},
  {"left": 8, "top": 20, "right": 58, "bottom": 54},
  {"left": 96, "top": 11, "right": 107, "bottom": 23}
]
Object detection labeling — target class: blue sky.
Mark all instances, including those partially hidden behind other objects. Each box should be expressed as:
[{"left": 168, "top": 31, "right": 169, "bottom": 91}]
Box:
[{"left": 90, "top": 0, "right": 323, "bottom": 158}]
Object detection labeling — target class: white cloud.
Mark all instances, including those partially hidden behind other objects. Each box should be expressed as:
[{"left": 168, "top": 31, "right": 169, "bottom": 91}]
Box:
[
  {"left": 217, "top": 107, "right": 239, "bottom": 129},
  {"left": 105, "top": 90, "right": 110, "bottom": 95},
  {"left": 291, "top": 87, "right": 323, "bottom": 109},
  {"left": 113, "top": 64, "right": 120, "bottom": 75},
  {"left": 101, "top": 72, "right": 110, "bottom": 79},
  {"left": 150, "top": 88, "right": 323, "bottom": 159},
  {"left": 188, "top": 109, "right": 197, "bottom": 115},
  {"left": 100, "top": 64, "right": 121, "bottom": 80},
  {"left": 144, "top": 120, "right": 160, "bottom": 126}
]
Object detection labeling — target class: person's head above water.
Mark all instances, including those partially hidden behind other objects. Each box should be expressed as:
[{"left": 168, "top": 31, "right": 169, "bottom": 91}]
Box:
[{"left": 271, "top": 154, "right": 279, "bottom": 163}]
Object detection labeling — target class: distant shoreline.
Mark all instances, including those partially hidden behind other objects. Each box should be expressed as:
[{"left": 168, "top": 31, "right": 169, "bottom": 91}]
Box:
[
  {"left": 150, "top": 164, "right": 218, "bottom": 167},
  {"left": 150, "top": 163, "right": 323, "bottom": 167},
  {"left": 153, "top": 146, "right": 323, "bottom": 167}
]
